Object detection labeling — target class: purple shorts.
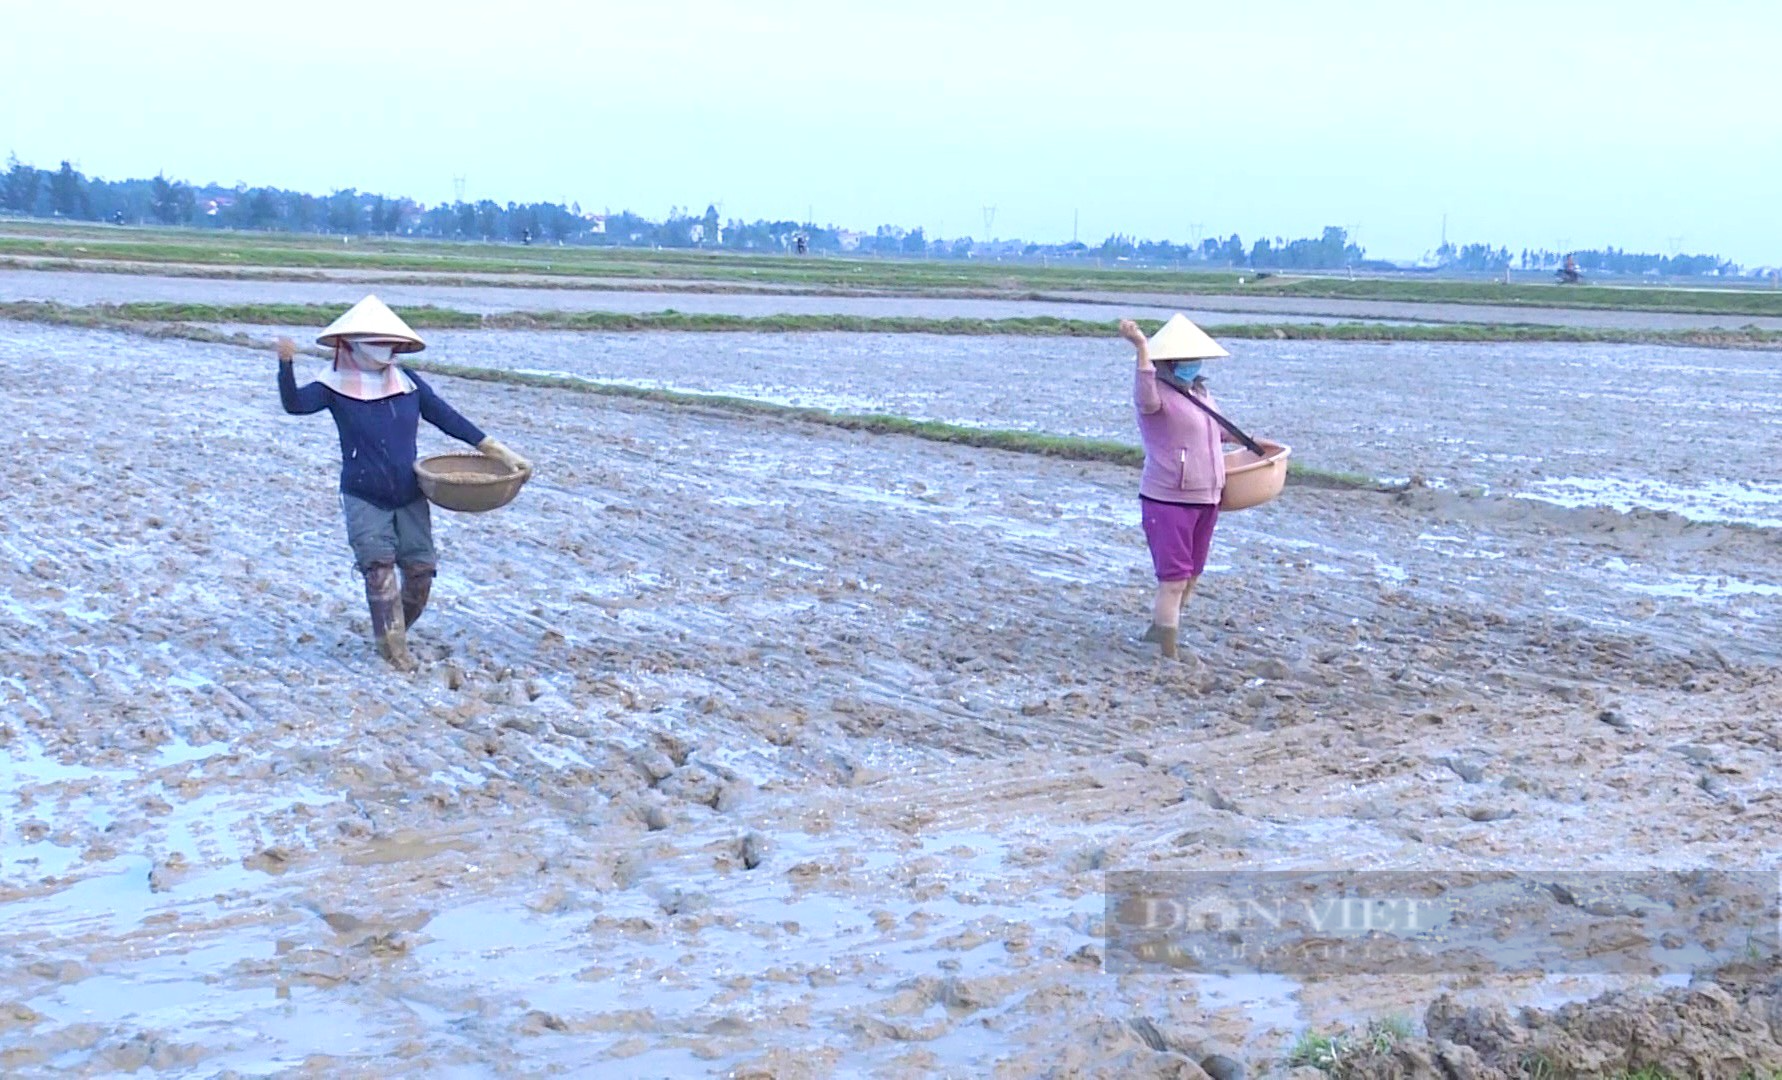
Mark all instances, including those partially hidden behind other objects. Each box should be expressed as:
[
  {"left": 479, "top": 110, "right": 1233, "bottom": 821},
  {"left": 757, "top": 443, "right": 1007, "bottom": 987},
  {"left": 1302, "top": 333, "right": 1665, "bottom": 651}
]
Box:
[{"left": 1140, "top": 497, "right": 1219, "bottom": 581}]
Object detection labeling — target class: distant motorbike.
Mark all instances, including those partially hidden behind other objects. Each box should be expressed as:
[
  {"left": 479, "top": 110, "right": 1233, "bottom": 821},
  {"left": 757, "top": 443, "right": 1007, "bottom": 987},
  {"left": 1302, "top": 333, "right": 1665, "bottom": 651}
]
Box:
[{"left": 1555, "top": 266, "right": 1581, "bottom": 284}]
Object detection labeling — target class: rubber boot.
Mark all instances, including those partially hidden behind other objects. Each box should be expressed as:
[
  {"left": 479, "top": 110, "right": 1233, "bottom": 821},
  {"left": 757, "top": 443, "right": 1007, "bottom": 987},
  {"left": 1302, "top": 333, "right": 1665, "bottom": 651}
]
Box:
[
  {"left": 399, "top": 563, "right": 435, "bottom": 629},
  {"left": 363, "top": 563, "right": 416, "bottom": 672}
]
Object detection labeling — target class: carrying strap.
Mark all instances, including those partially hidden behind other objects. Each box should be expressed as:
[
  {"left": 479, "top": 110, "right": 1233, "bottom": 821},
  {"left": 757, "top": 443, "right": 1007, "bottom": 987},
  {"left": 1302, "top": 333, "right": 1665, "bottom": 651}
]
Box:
[{"left": 1155, "top": 370, "right": 1267, "bottom": 456}]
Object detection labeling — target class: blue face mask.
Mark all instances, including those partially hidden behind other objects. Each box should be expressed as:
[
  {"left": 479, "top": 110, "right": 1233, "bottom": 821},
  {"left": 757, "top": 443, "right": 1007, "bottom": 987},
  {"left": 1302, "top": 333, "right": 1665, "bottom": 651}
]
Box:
[{"left": 1170, "top": 360, "right": 1202, "bottom": 382}]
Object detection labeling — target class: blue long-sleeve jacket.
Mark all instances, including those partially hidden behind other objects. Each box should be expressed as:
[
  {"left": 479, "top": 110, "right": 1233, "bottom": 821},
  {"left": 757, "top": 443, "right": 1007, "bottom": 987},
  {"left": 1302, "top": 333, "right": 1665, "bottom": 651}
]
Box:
[{"left": 279, "top": 363, "right": 487, "bottom": 510}]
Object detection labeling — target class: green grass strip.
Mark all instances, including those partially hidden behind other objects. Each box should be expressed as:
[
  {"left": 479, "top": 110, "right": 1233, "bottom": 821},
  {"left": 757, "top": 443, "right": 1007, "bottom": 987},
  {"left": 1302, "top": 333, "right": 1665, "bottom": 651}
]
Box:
[
  {"left": 1212, "top": 321, "right": 1782, "bottom": 348},
  {"left": 6, "top": 300, "right": 1782, "bottom": 349},
  {"left": 0, "top": 299, "right": 1127, "bottom": 335},
  {"left": 1261, "top": 275, "right": 1782, "bottom": 317},
  {"left": 0, "top": 300, "right": 480, "bottom": 328},
  {"left": 406, "top": 360, "right": 1382, "bottom": 492}
]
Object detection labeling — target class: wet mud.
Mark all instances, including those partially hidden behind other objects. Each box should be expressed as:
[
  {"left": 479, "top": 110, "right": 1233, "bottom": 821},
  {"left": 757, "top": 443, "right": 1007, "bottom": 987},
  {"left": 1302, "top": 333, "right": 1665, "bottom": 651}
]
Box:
[
  {"left": 215, "top": 324, "right": 1782, "bottom": 526},
  {"left": 0, "top": 267, "right": 1366, "bottom": 326},
  {"left": 5, "top": 321, "right": 1781, "bottom": 1075},
  {"left": 1064, "top": 286, "right": 1782, "bottom": 333},
  {"left": 11, "top": 260, "right": 1782, "bottom": 329}
]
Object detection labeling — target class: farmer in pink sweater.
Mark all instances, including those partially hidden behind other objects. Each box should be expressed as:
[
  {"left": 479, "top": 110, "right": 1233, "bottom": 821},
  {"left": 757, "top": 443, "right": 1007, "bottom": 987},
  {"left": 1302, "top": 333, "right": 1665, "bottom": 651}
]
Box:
[{"left": 1120, "top": 315, "right": 1238, "bottom": 660}]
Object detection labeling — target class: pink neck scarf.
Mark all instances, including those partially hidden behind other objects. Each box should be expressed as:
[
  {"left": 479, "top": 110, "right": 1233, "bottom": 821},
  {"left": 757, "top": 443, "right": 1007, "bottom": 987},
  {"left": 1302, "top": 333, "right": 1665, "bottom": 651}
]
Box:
[{"left": 317, "top": 343, "right": 417, "bottom": 402}]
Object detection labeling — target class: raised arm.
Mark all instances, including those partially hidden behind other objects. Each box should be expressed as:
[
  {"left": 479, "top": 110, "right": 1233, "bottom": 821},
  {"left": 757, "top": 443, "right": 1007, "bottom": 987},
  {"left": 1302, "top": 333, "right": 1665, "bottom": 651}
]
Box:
[
  {"left": 276, "top": 338, "right": 328, "bottom": 414},
  {"left": 1121, "top": 319, "right": 1162, "bottom": 414}
]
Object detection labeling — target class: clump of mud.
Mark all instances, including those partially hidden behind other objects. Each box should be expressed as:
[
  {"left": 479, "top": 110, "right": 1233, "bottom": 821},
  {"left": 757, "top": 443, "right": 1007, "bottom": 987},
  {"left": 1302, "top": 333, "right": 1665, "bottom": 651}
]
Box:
[{"left": 1330, "top": 975, "right": 1782, "bottom": 1079}]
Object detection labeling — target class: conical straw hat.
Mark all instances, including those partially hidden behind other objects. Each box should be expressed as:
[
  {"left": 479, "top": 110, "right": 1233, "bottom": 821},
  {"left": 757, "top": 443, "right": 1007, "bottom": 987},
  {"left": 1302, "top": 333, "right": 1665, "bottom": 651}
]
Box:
[
  {"left": 1147, "top": 313, "right": 1230, "bottom": 361},
  {"left": 316, "top": 294, "right": 425, "bottom": 353}
]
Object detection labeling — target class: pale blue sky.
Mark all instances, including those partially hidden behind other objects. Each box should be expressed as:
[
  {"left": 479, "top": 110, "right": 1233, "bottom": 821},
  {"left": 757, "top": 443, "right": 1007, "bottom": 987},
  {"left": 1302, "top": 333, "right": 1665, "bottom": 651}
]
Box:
[{"left": 4, "top": 0, "right": 1777, "bottom": 263}]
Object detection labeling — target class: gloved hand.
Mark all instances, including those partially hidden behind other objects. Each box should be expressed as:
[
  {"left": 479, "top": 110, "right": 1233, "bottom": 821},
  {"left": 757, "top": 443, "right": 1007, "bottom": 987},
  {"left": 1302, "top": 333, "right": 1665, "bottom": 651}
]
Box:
[{"left": 478, "top": 436, "right": 531, "bottom": 473}]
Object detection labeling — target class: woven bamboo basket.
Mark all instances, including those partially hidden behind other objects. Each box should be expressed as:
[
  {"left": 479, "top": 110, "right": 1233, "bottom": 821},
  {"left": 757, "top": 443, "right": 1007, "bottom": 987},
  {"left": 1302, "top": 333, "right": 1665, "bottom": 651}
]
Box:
[{"left": 415, "top": 453, "right": 530, "bottom": 513}]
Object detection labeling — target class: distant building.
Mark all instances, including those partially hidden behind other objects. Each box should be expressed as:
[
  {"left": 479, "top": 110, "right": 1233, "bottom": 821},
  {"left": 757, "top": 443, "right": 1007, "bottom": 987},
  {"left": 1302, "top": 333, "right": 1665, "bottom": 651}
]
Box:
[
  {"left": 585, "top": 213, "right": 606, "bottom": 234},
  {"left": 837, "top": 230, "right": 867, "bottom": 252}
]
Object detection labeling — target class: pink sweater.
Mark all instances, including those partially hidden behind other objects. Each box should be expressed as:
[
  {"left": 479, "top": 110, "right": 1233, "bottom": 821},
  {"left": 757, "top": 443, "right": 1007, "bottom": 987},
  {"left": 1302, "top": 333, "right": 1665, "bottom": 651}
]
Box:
[{"left": 1134, "top": 369, "right": 1226, "bottom": 504}]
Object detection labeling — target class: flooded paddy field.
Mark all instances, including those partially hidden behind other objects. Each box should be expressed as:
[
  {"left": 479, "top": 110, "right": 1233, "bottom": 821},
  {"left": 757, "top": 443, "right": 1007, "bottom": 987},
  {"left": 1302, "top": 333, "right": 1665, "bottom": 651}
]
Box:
[
  {"left": 220, "top": 326, "right": 1782, "bottom": 528},
  {"left": 0, "top": 268, "right": 1384, "bottom": 327},
  {"left": 14, "top": 259, "right": 1782, "bottom": 330},
  {"left": 6, "top": 320, "right": 1782, "bottom": 1075},
  {"left": 1065, "top": 287, "right": 1782, "bottom": 333}
]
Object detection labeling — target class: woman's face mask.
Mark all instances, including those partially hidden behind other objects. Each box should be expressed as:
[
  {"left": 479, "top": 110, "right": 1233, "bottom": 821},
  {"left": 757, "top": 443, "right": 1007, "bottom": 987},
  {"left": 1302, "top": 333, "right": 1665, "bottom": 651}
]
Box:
[
  {"left": 1170, "top": 360, "right": 1202, "bottom": 382},
  {"left": 348, "top": 340, "right": 397, "bottom": 368}
]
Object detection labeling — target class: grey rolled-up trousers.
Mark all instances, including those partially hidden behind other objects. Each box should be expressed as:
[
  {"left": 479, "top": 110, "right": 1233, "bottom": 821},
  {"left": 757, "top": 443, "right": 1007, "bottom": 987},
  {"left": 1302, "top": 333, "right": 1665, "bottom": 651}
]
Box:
[{"left": 341, "top": 493, "right": 437, "bottom": 571}]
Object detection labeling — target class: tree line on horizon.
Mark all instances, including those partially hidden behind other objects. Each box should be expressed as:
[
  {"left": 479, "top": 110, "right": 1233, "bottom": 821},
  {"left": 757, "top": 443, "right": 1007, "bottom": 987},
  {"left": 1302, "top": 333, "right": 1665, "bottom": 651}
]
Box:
[{"left": 0, "top": 155, "right": 1745, "bottom": 276}]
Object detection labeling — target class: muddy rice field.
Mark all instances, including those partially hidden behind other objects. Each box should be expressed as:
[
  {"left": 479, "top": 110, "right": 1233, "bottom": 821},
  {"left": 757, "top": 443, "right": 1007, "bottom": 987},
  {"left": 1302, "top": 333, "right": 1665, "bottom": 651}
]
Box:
[
  {"left": 5, "top": 279, "right": 1782, "bottom": 1077},
  {"left": 21, "top": 264, "right": 1782, "bottom": 329},
  {"left": 220, "top": 324, "right": 1782, "bottom": 526},
  {"left": 0, "top": 268, "right": 1357, "bottom": 327}
]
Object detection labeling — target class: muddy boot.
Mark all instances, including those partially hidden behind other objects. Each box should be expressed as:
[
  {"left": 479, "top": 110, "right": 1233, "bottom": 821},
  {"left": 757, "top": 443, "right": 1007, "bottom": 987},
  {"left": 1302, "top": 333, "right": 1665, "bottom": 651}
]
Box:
[
  {"left": 399, "top": 563, "right": 435, "bottom": 629},
  {"left": 1155, "top": 625, "right": 1179, "bottom": 660},
  {"left": 363, "top": 564, "right": 415, "bottom": 672}
]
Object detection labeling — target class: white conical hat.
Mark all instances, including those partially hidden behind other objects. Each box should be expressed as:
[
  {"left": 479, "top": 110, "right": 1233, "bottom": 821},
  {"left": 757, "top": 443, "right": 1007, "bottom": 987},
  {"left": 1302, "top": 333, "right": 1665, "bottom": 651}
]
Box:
[
  {"left": 1147, "top": 313, "right": 1230, "bottom": 361},
  {"left": 316, "top": 294, "right": 425, "bottom": 353}
]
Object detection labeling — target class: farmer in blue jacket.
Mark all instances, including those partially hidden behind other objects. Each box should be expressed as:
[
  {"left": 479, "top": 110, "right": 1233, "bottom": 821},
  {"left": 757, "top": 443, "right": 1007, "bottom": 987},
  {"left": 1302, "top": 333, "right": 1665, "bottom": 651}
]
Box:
[{"left": 277, "top": 295, "right": 529, "bottom": 671}]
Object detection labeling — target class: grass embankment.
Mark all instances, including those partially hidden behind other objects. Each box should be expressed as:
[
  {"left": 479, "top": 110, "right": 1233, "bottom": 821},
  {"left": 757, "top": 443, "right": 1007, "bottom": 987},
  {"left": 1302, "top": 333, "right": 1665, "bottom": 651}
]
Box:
[
  {"left": 406, "top": 359, "right": 1379, "bottom": 492},
  {"left": 421, "top": 360, "right": 1142, "bottom": 458},
  {"left": 0, "top": 301, "right": 1116, "bottom": 337},
  {"left": 1286, "top": 1019, "right": 1782, "bottom": 1080},
  {"left": 7, "top": 300, "right": 1782, "bottom": 349},
  {"left": 0, "top": 254, "right": 1029, "bottom": 299},
  {"left": 1232, "top": 321, "right": 1782, "bottom": 348},
  {"left": 1255, "top": 275, "right": 1782, "bottom": 316},
  {"left": 7, "top": 223, "right": 1782, "bottom": 317},
  {"left": 0, "top": 232, "right": 1246, "bottom": 294}
]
